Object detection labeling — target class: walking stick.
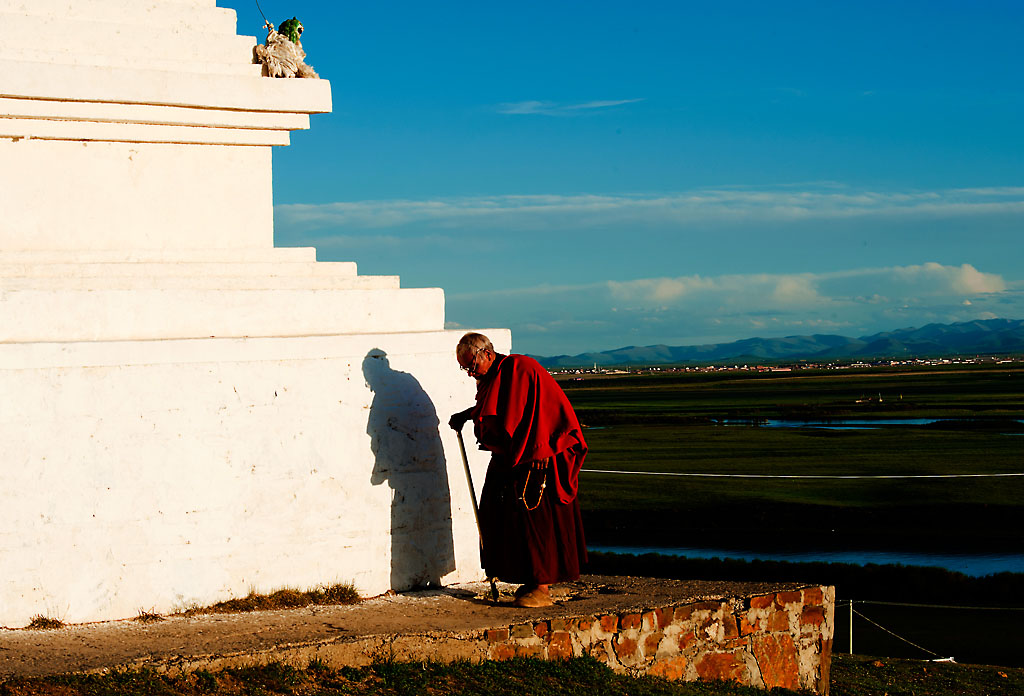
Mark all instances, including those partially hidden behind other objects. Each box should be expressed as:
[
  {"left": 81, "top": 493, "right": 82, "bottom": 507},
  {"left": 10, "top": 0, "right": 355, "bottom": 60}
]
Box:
[{"left": 456, "top": 427, "right": 499, "bottom": 603}]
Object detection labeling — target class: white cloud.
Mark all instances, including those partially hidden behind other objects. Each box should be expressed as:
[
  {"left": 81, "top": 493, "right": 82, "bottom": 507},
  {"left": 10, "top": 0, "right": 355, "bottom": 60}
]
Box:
[
  {"left": 495, "top": 98, "right": 644, "bottom": 116},
  {"left": 607, "top": 276, "right": 716, "bottom": 303},
  {"left": 276, "top": 185, "right": 1024, "bottom": 232},
  {"left": 950, "top": 187, "right": 1024, "bottom": 197},
  {"left": 460, "top": 264, "right": 1006, "bottom": 311},
  {"left": 447, "top": 263, "right": 1019, "bottom": 354},
  {"left": 948, "top": 263, "right": 1007, "bottom": 294},
  {"left": 603, "top": 264, "right": 1004, "bottom": 310},
  {"left": 607, "top": 272, "right": 821, "bottom": 311},
  {"left": 286, "top": 232, "right": 460, "bottom": 249},
  {"left": 772, "top": 276, "right": 820, "bottom": 305},
  {"left": 817, "top": 263, "right": 1006, "bottom": 298}
]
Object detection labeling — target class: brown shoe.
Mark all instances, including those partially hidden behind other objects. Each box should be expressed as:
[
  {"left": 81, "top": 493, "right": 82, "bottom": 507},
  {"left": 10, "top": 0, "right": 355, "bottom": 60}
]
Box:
[
  {"left": 513, "top": 584, "right": 532, "bottom": 599},
  {"left": 512, "top": 589, "right": 554, "bottom": 608}
]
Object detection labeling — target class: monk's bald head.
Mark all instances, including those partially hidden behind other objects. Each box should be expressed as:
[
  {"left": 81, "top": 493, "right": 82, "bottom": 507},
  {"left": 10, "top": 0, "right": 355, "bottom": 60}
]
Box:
[{"left": 457, "top": 332, "right": 493, "bottom": 360}]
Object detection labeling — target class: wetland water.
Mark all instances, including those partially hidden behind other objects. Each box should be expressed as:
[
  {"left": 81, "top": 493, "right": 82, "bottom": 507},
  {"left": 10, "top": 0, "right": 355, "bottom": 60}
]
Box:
[
  {"left": 719, "top": 417, "right": 1024, "bottom": 429},
  {"left": 590, "top": 545, "right": 1024, "bottom": 577},
  {"left": 587, "top": 416, "right": 1024, "bottom": 577}
]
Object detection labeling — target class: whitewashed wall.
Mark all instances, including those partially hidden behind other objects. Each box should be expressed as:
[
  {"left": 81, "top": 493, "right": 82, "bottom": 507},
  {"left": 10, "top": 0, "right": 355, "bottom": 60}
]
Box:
[
  {"left": 0, "top": 140, "right": 274, "bottom": 251},
  {"left": 0, "top": 330, "right": 508, "bottom": 626}
]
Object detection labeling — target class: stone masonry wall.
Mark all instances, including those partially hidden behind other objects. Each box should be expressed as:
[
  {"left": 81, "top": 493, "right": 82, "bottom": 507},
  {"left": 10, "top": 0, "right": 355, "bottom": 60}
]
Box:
[{"left": 483, "top": 586, "right": 834, "bottom": 695}]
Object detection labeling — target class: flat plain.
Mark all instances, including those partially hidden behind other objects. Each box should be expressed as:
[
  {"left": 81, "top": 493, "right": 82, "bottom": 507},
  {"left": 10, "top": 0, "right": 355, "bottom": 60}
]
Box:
[{"left": 562, "top": 364, "right": 1024, "bottom": 554}]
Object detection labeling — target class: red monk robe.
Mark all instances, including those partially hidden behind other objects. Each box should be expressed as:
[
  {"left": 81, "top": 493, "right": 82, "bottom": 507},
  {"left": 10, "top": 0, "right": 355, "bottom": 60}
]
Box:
[{"left": 471, "top": 353, "right": 588, "bottom": 585}]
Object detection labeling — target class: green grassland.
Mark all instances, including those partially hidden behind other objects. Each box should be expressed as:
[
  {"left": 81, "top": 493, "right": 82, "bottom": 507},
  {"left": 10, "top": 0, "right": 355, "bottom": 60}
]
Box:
[
  {"left": 3, "top": 656, "right": 1021, "bottom": 696},
  {"left": 562, "top": 364, "right": 1024, "bottom": 421},
  {"left": 562, "top": 366, "right": 1024, "bottom": 553}
]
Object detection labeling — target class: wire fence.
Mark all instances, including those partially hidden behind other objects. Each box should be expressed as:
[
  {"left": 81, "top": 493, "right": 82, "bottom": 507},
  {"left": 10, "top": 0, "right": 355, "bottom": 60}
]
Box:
[
  {"left": 582, "top": 469, "right": 1024, "bottom": 479},
  {"left": 838, "top": 599, "right": 1024, "bottom": 664}
]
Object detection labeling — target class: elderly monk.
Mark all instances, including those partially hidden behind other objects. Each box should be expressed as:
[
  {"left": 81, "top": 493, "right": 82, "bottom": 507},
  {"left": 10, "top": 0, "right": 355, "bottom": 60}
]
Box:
[{"left": 449, "top": 332, "right": 588, "bottom": 607}]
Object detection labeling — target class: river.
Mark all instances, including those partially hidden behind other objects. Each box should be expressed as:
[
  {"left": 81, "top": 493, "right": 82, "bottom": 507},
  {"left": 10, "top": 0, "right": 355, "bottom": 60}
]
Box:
[
  {"left": 590, "top": 545, "right": 1024, "bottom": 577},
  {"left": 719, "top": 417, "right": 1024, "bottom": 430}
]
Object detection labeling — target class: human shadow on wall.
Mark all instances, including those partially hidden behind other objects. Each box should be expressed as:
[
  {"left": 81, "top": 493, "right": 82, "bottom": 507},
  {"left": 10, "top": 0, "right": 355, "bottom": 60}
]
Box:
[{"left": 365, "top": 349, "right": 456, "bottom": 590}]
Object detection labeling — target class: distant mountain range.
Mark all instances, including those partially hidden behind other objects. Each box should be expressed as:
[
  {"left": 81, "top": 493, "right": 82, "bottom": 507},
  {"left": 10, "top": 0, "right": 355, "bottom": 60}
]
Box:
[{"left": 531, "top": 318, "right": 1024, "bottom": 368}]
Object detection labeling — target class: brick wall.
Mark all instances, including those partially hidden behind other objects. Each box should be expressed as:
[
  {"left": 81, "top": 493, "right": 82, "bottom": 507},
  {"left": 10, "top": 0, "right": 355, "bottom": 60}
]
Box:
[{"left": 483, "top": 586, "right": 834, "bottom": 694}]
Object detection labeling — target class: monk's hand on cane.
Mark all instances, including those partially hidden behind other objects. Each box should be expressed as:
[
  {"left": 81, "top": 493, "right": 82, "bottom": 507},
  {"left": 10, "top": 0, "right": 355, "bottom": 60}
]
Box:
[{"left": 449, "top": 408, "right": 473, "bottom": 431}]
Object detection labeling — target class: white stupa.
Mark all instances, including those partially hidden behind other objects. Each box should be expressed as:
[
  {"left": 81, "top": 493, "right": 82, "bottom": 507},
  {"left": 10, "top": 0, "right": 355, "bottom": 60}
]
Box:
[{"left": 0, "top": 0, "right": 506, "bottom": 625}]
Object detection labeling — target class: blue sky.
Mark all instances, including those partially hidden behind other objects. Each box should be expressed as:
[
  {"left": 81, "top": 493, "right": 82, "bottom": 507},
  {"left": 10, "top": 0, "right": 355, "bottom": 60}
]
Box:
[{"left": 220, "top": 0, "right": 1023, "bottom": 356}]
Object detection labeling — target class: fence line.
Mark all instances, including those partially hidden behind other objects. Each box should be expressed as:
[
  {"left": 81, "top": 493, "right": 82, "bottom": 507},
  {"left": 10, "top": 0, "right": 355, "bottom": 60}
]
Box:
[
  {"left": 856, "top": 599, "right": 1024, "bottom": 611},
  {"left": 581, "top": 469, "right": 1024, "bottom": 480},
  {"left": 851, "top": 607, "right": 946, "bottom": 659},
  {"left": 836, "top": 599, "right": 1024, "bottom": 662}
]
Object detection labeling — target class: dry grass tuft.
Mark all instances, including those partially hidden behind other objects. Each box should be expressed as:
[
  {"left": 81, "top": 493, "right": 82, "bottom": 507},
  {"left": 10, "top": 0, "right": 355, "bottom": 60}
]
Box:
[
  {"left": 134, "top": 610, "right": 165, "bottom": 624},
  {"left": 27, "top": 615, "right": 65, "bottom": 630},
  {"left": 183, "top": 582, "right": 360, "bottom": 616}
]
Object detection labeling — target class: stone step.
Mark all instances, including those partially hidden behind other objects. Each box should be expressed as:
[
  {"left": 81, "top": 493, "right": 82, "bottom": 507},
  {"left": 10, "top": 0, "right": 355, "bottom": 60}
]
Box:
[
  {"left": 0, "top": 97, "right": 305, "bottom": 132},
  {"left": 3, "top": 15, "right": 256, "bottom": 67},
  {"left": 1, "top": 48, "right": 260, "bottom": 78},
  {"left": 0, "top": 287, "right": 444, "bottom": 342},
  {"left": 0, "top": 261, "right": 358, "bottom": 279},
  {"left": 4, "top": 60, "right": 332, "bottom": 114},
  {"left": 0, "top": 0, "right": 217, "bottom": 8},
  {"left": 0, "top": 248, "right": 318, "bottom": 264},
  {"left": 0, "top": 0, "right": 238, "bottom": 35},
  {"left": 0, "top": 275, "right": 400, "bottom": 291},
  {"left": 1, "top": 325, "right": 498, "bottom": 371},
  {"left": 0, "top": 116, "right": 291, "bottom": 146}
]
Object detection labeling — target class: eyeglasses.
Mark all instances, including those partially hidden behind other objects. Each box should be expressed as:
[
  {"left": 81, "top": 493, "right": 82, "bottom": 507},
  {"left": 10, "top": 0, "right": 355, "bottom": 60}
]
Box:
[
  {"left": 460, "top": 351, "right": 480, "bottom": 372},
  {"left": 459, "top": 348, "right": 488, "bottom": 373}
]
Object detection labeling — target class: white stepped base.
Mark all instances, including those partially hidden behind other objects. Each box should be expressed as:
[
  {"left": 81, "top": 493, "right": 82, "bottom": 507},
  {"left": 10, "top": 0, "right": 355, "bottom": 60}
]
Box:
[
  {"left": 3, "top": 15, "right": 253, "bottom": 66},
  {"left": 3, "top": 59, "right": 331, "bottom": 113},
  {"left": 0, "top": 329, "right": 511, "bottom": 626},
  {"left": 2, "top": 0, "right": 238, "bottom": 35},
  {"left": 0, "top": 275, "right": 400, "bottom": 291},
  {"left": 0, "top": 249, "right": 318, "bottom": 264},
  {"left": 0, "top": 98, "right": 306, "bottom": 131},
  {"left": 0, "top": 287, "right": 443, "bottom": 343},
  {"left": 0, "top": 140, "right": 275, "bottom": 251},
  {"left": 0, "top": 116, "right": 291, "bottom": 146},
  {"left": 0, "top": 49, "right": 260, "bottom": 77},
  {"left": 0, "top": 261, "right": 359, "bottom": 279}
]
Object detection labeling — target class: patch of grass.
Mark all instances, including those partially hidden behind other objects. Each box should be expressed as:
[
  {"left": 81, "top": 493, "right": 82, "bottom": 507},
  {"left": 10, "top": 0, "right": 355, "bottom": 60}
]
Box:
[
  {"left": 181, "top": 582, "right": 360, "bottom": 617},
  {"left": 134, "top": 610, "right": 164, "bottom": 624},
  {"left": 831, "top": 653, "right": 1024, "bottom": 696},
  {"left": 225, "top": 663, "right": 302, "bottom": 694},
  {"left": 308, "top": 583, "right": 361, "bottom": 605},
  {"left": 2, "top": 656, "right": 1021, "bottom": 696},
  {"left": 308, "top": 657, "right": 793, "bottom": 695},
  {"left": 27, "top": 615, "right": 65, "bottom": 630},
  {"left": 40, "top": 668, "right": 179, "bottom": 696},
  {"left": 191, "top": 670, "right": 218, "bottom": 693}
]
